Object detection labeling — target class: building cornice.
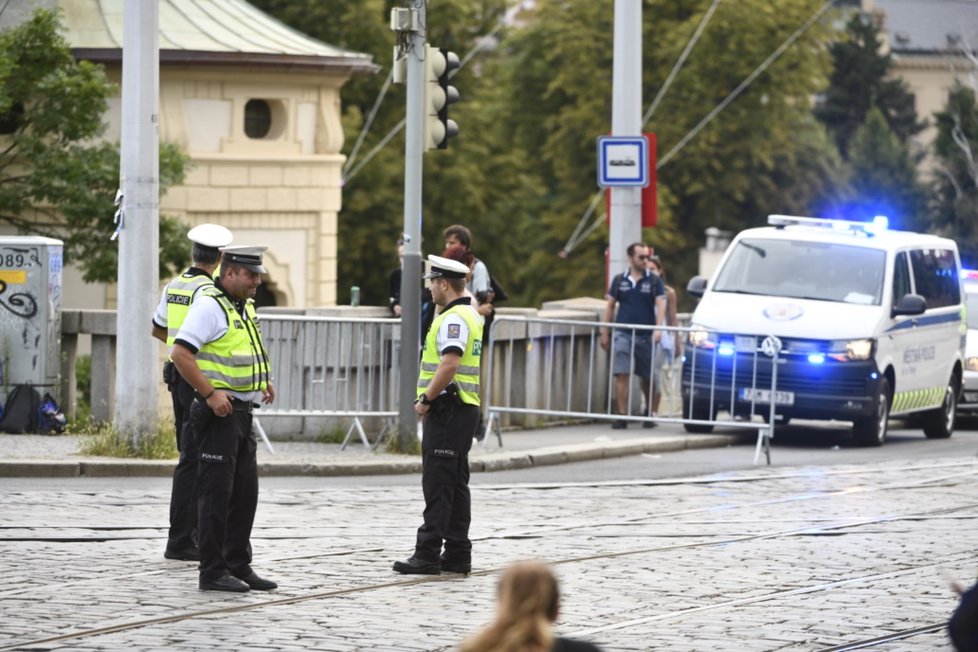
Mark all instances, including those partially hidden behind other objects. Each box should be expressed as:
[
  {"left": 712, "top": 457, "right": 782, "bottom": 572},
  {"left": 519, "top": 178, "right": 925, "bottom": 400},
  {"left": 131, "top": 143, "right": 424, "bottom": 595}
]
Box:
[{"left": 72, "top": 48, "right": 378, "bottom": 76}]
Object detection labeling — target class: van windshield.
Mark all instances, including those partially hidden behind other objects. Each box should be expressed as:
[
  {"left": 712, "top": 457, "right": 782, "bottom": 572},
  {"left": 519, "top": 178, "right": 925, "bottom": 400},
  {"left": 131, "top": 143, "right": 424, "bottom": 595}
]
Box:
[{"left": 713, "top": 238, "right": 886, "bottom": 305}]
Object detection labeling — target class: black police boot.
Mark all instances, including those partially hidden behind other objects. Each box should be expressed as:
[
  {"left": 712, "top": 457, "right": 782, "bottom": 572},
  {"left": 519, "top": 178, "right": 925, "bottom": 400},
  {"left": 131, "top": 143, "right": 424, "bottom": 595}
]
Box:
[
  {"left": 392, "top": 556, "right": 441, "bottom": 575},
  {"left": 439, "top": 557, "right": 471, "bottom": 574},
  {"left": 164, "top": 545, "right": 200, "bottom": 561},
  {"left": 199, "top": 573, "right": 250, "bottom": 593},
  {"left": 233, "top": 571, "right": 277, "bottom": 591}
]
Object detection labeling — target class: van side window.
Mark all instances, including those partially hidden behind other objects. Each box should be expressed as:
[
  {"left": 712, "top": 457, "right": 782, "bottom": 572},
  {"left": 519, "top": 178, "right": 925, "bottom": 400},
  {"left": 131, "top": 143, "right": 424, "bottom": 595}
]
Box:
[
  {"left": 892, "top": 251, "right": 911, "bottom": 304},
  {"left": 909, "top": 248, "right": 960, "bottom": 309}
]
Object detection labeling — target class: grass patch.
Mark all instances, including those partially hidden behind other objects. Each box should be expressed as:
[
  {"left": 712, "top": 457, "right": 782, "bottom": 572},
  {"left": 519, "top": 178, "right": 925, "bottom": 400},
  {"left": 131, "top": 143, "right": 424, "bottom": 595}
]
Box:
[
  {"left": 315, "top": 425, "right": 348, "bottom": 444},
  {"left": 384, "top": 427, "right": 420, "bottom": 455},
  {"left": 76, "top": 417, "right": 178, "bottom": 459}
]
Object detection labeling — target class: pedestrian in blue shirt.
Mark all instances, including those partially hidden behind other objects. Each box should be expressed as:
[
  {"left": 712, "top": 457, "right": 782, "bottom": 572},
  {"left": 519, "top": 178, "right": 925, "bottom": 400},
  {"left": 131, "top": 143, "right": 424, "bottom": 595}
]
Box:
[{"left": 599, "top": 243, "right": 666, "bottom": 429}]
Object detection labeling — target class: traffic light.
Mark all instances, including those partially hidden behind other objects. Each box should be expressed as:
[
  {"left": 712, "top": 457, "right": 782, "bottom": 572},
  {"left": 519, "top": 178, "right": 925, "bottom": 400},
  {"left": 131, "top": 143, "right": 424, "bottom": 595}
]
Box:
[{"left": 423, "top": 44, "right": 460, "bottom": 151}]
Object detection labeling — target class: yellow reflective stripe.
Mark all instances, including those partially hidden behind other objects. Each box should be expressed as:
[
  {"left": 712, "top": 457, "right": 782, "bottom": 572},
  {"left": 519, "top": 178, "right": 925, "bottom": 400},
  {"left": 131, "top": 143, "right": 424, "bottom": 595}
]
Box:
[
  {"left": 198, "top": 351, "right": 264, "bottom": 366},
  {"left": 419, "top": 362, "right": 479, "bottom": 375},
  {"left": 418, "top": 378, "right": 431, "bottom": 388},
  {"left": 892, "top": 386, "right": 944, "bottom": 413}
]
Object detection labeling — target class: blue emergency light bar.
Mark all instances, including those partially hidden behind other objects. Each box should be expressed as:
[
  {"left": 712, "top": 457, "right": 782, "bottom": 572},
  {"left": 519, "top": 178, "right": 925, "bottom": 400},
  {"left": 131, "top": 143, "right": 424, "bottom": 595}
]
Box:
[{"left": 767, "top": 214, "right": 888, "bottom": 236}]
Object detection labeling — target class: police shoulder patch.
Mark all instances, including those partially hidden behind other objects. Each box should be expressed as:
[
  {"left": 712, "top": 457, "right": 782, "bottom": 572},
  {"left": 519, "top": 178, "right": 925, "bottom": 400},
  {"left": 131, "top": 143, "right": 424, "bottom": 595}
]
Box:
[{"left": 447, "top": 323, "right": 461, "bottom": 339}]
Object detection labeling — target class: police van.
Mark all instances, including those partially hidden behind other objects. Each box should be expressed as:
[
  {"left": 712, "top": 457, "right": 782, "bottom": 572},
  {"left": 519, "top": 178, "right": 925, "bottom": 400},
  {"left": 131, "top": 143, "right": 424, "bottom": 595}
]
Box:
[{"left": 681, "top": 215, "right": 965, "bottom": 445}]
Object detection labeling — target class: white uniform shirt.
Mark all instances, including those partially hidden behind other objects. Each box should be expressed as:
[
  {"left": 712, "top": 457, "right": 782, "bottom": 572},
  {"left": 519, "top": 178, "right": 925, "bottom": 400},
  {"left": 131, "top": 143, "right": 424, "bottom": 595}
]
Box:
[
  {"left": 174, "top": 293, "right": 261, "bottom": 403},
  {"left": 435, "top": 306, "right": 475, "bottom": 357}
]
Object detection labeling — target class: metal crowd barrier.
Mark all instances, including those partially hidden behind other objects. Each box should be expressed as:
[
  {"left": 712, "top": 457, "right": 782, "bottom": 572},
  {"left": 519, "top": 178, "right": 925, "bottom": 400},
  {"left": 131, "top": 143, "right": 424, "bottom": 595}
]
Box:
[
  {"left": 258, "top": 314, "right": 401, "bottom": 449},
  {"left": 482, "top": 315, "right": 784, "bottom": 464},
  {"left": 253, "top": 312, "right": 784, "bottom": 464}
]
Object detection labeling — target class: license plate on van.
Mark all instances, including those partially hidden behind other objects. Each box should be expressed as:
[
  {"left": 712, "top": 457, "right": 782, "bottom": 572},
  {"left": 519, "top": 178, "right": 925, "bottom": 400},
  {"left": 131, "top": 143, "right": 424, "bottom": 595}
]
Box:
[{"left": 740, "top": 388, "right": 795, "bottom": 405}]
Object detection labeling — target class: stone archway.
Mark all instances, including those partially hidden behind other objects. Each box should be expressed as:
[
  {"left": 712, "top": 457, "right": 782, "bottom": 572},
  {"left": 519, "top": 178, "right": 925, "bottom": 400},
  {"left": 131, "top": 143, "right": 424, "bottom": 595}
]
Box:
[{"left": 256, "top": 250, "right": 290, "bottom": 307}]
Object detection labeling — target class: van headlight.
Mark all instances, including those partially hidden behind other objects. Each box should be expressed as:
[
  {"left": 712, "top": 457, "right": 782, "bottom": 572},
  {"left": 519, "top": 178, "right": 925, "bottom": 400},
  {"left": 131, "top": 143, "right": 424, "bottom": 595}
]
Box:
[
  {"left": 688, "top": 329, "right": 717, "bottom": 349},
  {"left": 966, "top": 357, "right": 978, "bottom": 371},
  {"left": 828, "top": 338, "right": 874, "bottom": 361}
]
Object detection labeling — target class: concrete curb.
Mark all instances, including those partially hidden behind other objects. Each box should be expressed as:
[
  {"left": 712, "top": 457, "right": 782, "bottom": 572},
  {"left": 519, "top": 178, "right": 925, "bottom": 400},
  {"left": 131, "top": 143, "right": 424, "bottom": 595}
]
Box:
[{"left": 0, "top": 433, "right": 751, "bottom": 478}]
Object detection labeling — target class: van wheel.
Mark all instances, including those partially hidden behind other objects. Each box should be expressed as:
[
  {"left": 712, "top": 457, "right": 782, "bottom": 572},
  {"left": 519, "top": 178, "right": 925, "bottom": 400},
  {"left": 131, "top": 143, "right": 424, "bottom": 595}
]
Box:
[
  {"left": 682, "top": 400, "right": 715, "bottom": 434},
  {"left": 923, "top": 375, "right": 958, "bottom": 439},
  {"left": 853, "top": 377, "right": 890, "bottom": 446}
]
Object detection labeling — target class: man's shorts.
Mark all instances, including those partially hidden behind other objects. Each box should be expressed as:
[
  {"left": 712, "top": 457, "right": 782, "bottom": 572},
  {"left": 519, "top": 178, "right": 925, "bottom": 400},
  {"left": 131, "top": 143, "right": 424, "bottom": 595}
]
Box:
[{"left": 612, "top": 330, "right": 653, "bottom": 380}]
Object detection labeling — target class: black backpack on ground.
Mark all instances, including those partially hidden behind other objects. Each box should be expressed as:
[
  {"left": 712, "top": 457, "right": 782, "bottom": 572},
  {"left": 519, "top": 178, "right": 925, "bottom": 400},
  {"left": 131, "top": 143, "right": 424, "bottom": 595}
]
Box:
[{"left": 0, "top": 384, "right": 40, "bottom": 434}]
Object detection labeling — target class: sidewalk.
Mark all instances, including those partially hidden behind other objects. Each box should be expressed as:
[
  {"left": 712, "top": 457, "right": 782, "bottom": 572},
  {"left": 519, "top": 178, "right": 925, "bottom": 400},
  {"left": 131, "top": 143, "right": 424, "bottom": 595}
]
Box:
[{"left": 0, "top": 421, "right": 755, "bottom": 477}]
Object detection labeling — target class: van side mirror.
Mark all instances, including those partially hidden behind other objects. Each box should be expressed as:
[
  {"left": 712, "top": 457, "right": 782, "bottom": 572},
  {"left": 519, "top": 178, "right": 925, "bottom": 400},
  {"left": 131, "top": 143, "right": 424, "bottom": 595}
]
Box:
[
  {"left": 892, "top": 293, "right": 926, "bottom": 317},
  {"left": 687, "top": 276, "right": 708, "bottom": 298}
]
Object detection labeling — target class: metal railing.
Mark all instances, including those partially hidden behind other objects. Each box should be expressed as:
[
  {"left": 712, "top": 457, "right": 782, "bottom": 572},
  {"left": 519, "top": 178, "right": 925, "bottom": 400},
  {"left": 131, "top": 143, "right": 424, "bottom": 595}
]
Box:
[
  {"left": 256, "top": 314, "right": 401, "bottom": 448},
  {"left": 61, "top": 308, "right": 783, "bottom": 462},
  {"left": 482, "top": 315, "right": 783, "bottom": 463}
]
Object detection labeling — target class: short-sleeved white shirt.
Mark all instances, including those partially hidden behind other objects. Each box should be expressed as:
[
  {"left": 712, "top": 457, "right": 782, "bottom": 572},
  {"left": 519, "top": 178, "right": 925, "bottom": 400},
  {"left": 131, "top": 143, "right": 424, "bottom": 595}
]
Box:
[
  {"left": 174, "top": 294, "right": 261, "bottom": 402},
  {"left": 435, "top": 303, "right": 480, "bottom": 356}
]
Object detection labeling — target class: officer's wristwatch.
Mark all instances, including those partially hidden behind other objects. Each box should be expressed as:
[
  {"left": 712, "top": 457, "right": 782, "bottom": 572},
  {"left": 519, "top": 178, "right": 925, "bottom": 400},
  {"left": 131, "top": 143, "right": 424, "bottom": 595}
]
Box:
[{"left": 416, "top": 393, "right": 432, "bottom": 406}]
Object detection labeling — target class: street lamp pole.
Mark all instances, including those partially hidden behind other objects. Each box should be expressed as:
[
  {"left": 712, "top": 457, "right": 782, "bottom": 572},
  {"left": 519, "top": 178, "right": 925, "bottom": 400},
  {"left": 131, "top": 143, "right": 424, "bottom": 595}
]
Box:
[
  {"left": 608, "top": 0, "right": 643, "bottom": 272},
  {"left": 116, "top": 0, "right": 159, "bottom": 441}
]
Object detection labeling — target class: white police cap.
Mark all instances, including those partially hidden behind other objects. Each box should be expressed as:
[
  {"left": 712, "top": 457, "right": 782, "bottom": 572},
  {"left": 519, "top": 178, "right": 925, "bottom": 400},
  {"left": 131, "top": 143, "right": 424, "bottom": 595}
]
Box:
[
  {"left": 187, "top": 223, "right": 233, "bottom": 248},
  {"left": 423, "top": 255, "right": 469, "bottom": 279},
  {"left": 221, "top": 245, "right": 268, "bottom": 274}
]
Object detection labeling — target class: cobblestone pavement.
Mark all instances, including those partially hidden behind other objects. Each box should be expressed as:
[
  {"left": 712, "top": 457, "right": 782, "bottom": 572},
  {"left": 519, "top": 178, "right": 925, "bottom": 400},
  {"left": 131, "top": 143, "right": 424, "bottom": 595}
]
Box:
[{"left": 1, "top": 456, "right": 975, "bottom": 651}]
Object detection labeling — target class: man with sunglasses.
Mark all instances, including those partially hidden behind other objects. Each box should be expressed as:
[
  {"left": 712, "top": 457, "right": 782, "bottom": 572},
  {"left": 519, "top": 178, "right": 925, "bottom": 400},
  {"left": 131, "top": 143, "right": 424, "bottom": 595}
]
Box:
[{"left": 599, "top": 242, "right": 666, "bottom": 429}]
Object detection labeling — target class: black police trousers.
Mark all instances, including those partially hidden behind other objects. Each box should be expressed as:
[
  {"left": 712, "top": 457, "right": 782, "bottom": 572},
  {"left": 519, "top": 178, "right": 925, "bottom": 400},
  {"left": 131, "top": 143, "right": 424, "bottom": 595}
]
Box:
[
  {"left": 414, "top": 398, "right": 480, "bottom": 564},
  {"left": 166, "top": 371, "right": 198, "bottom": 551},
  {"left": 191, "top": 399, "right": 258, "bottom": 582}
]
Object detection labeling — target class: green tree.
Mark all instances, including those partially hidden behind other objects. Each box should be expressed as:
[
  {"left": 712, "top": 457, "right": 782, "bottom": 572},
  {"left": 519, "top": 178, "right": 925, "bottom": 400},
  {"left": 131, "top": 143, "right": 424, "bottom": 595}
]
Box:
[
  {"left": 837, "top": 107, "right": 926, "bottom": 229},
  {"left": 252, "top": 0, "right": 847, "bottom": 308},
  {"left": 0, "top": 9, "right": 189, "bottom": 283},
  {"left": 251, "top": 0, "right": 508, "bottom": 306},
  {"left": 931, "top": 82, "right": 978, "bottom": 266},
  {"left": 470, "top": 0, "right": 841, "bottom": 306},
  {"left": 814, "top": 13, "right": 922, "bottom": 158}
]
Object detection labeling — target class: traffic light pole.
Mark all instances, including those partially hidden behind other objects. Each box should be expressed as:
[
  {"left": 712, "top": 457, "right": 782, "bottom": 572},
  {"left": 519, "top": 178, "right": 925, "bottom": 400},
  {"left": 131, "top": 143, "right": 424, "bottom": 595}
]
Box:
[{"left": 397, "top": 0, "right": 426, "bottom": 451}]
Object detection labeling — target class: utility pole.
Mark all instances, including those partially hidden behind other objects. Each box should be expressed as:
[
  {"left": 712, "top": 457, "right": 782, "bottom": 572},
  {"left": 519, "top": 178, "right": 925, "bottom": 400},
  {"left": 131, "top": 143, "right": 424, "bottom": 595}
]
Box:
[
  {"left": 608, "top": 0, "right": 643, "bottom": 273},
  {"left": 115, "top": 0, "right": 160, "bottom": 440},
  {"left": 395, "top": 0, "right": 426, "bottom": 450}
]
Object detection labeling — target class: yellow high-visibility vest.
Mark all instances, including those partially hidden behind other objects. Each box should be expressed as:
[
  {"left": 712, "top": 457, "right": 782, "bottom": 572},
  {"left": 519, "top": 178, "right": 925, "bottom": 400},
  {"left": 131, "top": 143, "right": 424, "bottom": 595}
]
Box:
[
  {"left": 197, "top": 289, "right": 271, "bottom": 393},
  {"left": 418, "top": 303, "right": 483, "bottom": 406},
  {"left": 164, "top": 272, "right": 215, "bottom": 346}
]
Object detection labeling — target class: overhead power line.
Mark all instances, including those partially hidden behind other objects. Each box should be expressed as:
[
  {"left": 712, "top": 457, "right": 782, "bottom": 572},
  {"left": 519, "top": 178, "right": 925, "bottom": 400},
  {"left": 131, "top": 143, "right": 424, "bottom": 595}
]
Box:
[
  {"left": 342, "top": 1, "right": 518, "bottom": 185},
  {"left": 563, "top": 0, "right": 723, "bottom": 254},
  {"left": 562, "top": 0, "right": 834, "bottom": 256}
]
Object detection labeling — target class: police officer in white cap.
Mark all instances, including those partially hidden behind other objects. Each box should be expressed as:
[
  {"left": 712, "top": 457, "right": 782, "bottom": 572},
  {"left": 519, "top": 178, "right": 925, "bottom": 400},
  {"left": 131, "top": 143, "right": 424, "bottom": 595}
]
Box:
[
  {"left": 152, "top": 223, "right": 233, "bottom": 562},
  {"left": 172, "top": 244, "right": 276, "bottom": 593},
  {"left": 393, "top": 255, "right": 483, "bottom": 576}
]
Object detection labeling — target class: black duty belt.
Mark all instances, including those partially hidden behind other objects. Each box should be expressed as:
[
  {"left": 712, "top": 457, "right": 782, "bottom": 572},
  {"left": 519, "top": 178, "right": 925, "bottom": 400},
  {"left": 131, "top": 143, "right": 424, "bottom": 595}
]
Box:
[{"left": 229, "top": 397, "right": 260, "bottom": 413}]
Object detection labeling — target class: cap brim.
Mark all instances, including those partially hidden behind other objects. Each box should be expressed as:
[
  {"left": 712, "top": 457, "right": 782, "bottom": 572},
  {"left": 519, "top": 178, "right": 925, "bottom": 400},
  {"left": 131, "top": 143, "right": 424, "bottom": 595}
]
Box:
[{"left": 238, "top": 262, "right": 267, "bottom": 274}]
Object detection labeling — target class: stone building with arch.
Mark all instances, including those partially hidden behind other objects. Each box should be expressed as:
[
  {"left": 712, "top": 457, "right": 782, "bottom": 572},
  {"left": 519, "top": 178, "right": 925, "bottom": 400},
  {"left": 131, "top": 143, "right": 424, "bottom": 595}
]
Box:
[{"left": 0, "top": 0, "right": 376, "bottom": 309}]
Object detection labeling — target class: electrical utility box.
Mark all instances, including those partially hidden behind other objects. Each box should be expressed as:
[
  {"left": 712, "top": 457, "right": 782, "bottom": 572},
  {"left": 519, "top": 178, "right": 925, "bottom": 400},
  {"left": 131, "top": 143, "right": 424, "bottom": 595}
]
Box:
[{"left": 0, "top": 237, "right": 63, "bottom": 398}]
